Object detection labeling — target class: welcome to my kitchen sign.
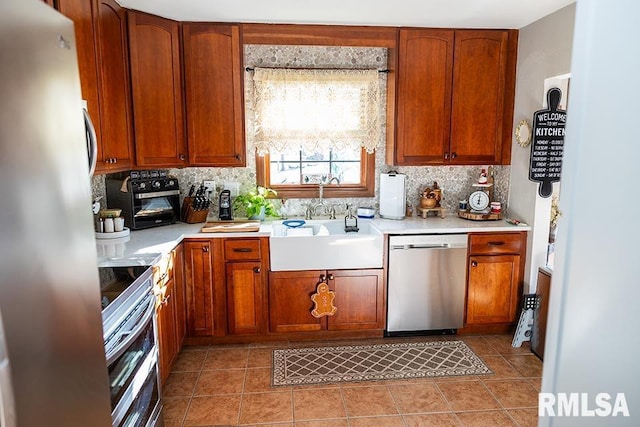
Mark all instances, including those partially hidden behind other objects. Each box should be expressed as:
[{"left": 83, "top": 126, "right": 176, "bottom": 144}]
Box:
[{"left": 529, "top": 87, "right": 566, "bottom": 198}]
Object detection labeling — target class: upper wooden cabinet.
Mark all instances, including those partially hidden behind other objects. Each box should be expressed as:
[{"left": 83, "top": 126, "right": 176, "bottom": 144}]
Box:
[
  {"left": 450, "top": 30, "right": 516, "bottom": 165},
  {"left": 393, "top": 29, "right": 454, "bottom": 165},
  {"left": 389, "top": 28, "right": 517, "bottom": 166},
  {"left": 128, "top": 12, "right": 187, "bottom": 168},
  {"left": 182, "top": 23, "right": 246, "bottom": 167},
  {"left": 55, "top": 0, "right": 103, "bottom": 166},
  {"left": 55, "top": 0, "right": 134, "bottom": 173},
  {"left": 93, "top": 0, "right": 135, "bottom": 171}
]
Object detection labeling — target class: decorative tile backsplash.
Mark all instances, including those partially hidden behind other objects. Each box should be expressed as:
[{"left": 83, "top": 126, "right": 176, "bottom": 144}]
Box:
[{"left": 92, "top": 44, "right": 510, "bottom": 218}]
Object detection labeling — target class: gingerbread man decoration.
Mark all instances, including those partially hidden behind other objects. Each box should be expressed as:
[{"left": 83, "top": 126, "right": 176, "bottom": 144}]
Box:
[{"left": 311, "top": 282, "right": 337, "bottom": 318}]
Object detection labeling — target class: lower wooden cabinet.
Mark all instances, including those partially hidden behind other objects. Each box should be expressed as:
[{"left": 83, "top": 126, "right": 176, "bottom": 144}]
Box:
[
  {"left": 224, "top": 238, "right": 268, "bottom": 335},
  {"left": 464, "top": 232, "right": 526, "bottom": 331},
  {"left": 155, "top": 243, "right": 185, "bottom": 383},
  {"left": 183, "top": 239, "right": 225, "bottom": 337},
  {"left": 268, "top": 269, "right": 384, "bottom": 334},
  {"left": 183, "top": 237, "right": 269, "bottom": 338}
]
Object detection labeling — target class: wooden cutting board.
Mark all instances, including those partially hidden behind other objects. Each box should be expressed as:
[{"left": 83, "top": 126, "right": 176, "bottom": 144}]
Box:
[{"left": 200, "top": 220, "right": 261, "bottom": 233}]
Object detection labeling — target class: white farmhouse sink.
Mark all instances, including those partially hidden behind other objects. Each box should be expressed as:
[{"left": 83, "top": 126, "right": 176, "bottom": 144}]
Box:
[{"left": 269, "top": 219, "right": 384, "bottom": 271}]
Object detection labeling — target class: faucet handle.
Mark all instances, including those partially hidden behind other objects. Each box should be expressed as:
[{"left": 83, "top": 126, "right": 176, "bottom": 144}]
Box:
[{"left": 328, "top": 205, "right": 337, "bottom": 219}]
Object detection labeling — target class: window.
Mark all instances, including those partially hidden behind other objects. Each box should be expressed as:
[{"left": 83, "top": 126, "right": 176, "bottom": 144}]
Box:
[{"left": 252, "top": 67, "right": 381, "bottom": 198}]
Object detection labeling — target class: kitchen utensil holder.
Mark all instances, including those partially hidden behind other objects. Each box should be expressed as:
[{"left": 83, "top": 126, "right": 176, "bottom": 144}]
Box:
[{"left": 182, "top": 196, "right": 209, "bottom": 224}]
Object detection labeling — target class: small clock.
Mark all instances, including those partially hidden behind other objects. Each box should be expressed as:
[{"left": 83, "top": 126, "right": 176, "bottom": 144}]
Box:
[{"left": 469, "top": 190, "right": 490, "bottom": 211}]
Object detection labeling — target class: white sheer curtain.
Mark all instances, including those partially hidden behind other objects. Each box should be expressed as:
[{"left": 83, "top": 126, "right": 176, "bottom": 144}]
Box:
[{"left": 251, "top": 67, "right": 381, "bottom": 155}]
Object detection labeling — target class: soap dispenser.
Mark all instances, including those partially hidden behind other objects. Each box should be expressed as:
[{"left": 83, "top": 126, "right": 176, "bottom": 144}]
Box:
[{"left": 344, "top": 204, "right": 359, "bottom": 233}]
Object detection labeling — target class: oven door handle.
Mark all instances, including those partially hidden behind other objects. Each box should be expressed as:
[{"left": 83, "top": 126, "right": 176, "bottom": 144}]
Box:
[{"left": 105, "top": 293, "right": 155, "bottom": 365}]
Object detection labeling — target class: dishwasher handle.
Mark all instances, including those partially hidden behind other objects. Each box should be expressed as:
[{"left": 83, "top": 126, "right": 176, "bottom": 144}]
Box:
[{"left": 391, "top": 243, "right": 452, "bottom": 250}]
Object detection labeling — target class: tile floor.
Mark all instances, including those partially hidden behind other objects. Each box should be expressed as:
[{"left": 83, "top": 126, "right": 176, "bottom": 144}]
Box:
[{"left": 162, "top": 334, "right": 541, "bottom": 426}]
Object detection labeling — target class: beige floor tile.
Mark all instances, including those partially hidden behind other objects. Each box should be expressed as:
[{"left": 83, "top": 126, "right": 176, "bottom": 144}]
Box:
[
  {"left": 479, "top": 356, "right": 522, "bottom": 379},
  {"left": 342, "top": 386, "right": 399, "bottom": 417},
  {"left": 455, "top": 410, "right": 516, "bottom": 426},
  {"left": 508, "top": 408, "right": 539, "bottom": 427},
  {"left": 437, "top": 381, "right": 500, "bottom": 412},
  {"left": 461, "top": 337, "right": 501, "bottom": 356},
  {"left": 348, "top": 416, "right": 405, "bottom": 427},
  {"left": 483, "top": 379, "right": 539, "bottom": 409},
  {"left": 184, "top": 395, "right": 241, "bottom": 426},
  {"left": 193, "top": 369, "right": 245, "bottom": 395},
  {"left": 294, "top": 420, "right": 348, "bottom": 427},
  {"left": 248, "top": 347, "right": 274, "bottom": 368},
  {"left": 503, "top": 354, "right": 544, "bottom": 378},
  {"left": 292, "top": 388, "right": 346, "bottom": 420},
  {"left": 483, "top": 336, "right": 532, "bottom": 355},
  {"left": 171, "top": 350, "right": 207, "bottom": 372},
  {"left": 245, "top": 367, "right": 285, "bottom": 393},
  {"left": 239, "top": 391, "right": 293, "bottom": 424},
  {"left": 404, "top": 413, "right": 460, "bottom": 427},
  {"left": 162, "top": 397, "right": 190, "bottom": 426},
  {"left": 527, "top": 377, "right": 542, "bottom": 392},
  {"left": 388, "top": 382, "right": 450, "bottom": 414},
  {"left": 163, "top": 371, "right": 199, "bottom": 398},
  {"left": 203, "top": 347, "right": 249, "bottom": 370}
]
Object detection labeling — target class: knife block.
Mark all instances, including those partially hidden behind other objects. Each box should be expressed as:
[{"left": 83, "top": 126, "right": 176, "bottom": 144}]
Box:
[{"left": 181, "top": 196, "right": 209, "bottom": 224}]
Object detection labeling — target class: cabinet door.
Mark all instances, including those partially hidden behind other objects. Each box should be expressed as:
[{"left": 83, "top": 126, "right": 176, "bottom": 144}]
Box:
[
  {"left": 466, "top": 254, "right": 520, "bottom": 324},
  {"left": 393, "top": 29, "right": 454, "bottom": 165},
  {"left": 156, "top": 276, "right": 177, "bottom": 384},
  {"left": 172, "top": 244, "right": 186, "bottom": 349},
  {"left": 184, "top": 240, "right": 224, "bottom": 336},
  {"left": 269, "top": 271, "right": 324, "bottom": 333},
  {"left": 94, "top": 0, "right": 135, "bottom": 171},
  {"left": 226, "top": 261, "right": 264, "bottom": 335},
  {"left": 329, "top": 269, "right": 384, "bottom": 331},
  {"left": 128, "top": 12, "right": 187, "bottom": 168},
  {"left": 183, "top": 23, "right": 245, "bottom": 166},
  {"left": 450, "top": 30, "right": 513, "bottom": 165},
  {"left": 56, "top": 0, "right": 103, "bottom": 165}
]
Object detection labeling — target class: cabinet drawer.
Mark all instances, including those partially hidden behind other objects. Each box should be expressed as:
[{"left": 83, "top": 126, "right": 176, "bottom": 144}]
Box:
[
  {"left": 469, "top": 233, "right": 524, "bottom": 255},
  {"left": 224, "top": 239, "right": 261, "bottom": 261}
]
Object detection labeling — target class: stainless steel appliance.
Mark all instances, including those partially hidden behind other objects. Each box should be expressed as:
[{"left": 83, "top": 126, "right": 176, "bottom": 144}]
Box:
[
  {"left": 386, "top": 234, "right": 468, "bottom": 335},
  {"left": 100, "top": 266, "right": 162, "bottom": 426},
  {"left": 379, "top": 172, "right": 406, "bottom": 219},
  {"left": 0, "top": 1, "right": 112, "bottom": 425},
  {"left": 106, "top": 170, "right": 180, "bottom": 230}
]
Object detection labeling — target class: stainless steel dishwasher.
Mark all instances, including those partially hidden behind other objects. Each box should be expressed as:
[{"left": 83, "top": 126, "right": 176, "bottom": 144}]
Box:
[{"left": 386, "top": 234, "right": 468, "bottom": 335}]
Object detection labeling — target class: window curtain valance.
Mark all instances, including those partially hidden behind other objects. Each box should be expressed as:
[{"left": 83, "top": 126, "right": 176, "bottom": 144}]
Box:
[{"left": 251, "top": 67, "right": 381, "bottom": 155}]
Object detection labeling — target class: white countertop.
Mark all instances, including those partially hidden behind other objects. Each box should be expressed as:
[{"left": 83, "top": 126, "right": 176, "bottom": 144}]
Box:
[{"left": 95, "top": 214, "right": 530, "bottom": 267}]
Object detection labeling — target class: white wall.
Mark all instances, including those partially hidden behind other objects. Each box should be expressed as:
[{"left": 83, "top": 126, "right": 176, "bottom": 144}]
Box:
[
  {"left": 541, "top": 0, "right": 640, "bottom": 425},
  {"left": 508, "top": 4, "right": 575, "bottom": 293}
]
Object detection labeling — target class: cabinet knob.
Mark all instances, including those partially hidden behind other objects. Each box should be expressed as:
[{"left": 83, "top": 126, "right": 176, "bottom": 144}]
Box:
[
  {"left": 327, "top": 274, "right": 334, "bottom": 280},
  {"left": 202, "top": 246, "right": 209, "bottom": 253},
  {"left": 471, "top": 261, "right": 477, "bottom": 267},
  {"left": 444, "top": 153, "right": 450, "bottom": 160},
  {"left": 450, "top": 152, "right": 457, "bottom": 160},
  {"left": 235, "top": 154, "right": 241, "bottom": 160},
  {"left": 179, "top": 154, "right": 186, "bottom": 161},
  {"left": 253, "top": 267, "right": 261, "bottom": 273},
  {"left": 319, "top": 274, "right": 325, "bottom": 282}
]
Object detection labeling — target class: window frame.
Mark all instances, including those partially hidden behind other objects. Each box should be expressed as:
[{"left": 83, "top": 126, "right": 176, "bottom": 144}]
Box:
[
  {"left": 256, "top": 148, "right": 375, "bottom": 199},
  {"left": 243, "top": 24, "right": 397, "bottom": 199}
]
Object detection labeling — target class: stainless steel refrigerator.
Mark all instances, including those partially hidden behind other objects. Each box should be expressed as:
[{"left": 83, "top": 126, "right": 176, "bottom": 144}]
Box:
[{"left": 0, "top": 1, "right": 112, "bottom": 425}]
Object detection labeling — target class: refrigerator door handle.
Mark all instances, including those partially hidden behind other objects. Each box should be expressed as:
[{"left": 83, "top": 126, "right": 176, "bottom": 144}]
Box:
[{"left": 83, "top": 107, "right": 97, "bottom": 176}]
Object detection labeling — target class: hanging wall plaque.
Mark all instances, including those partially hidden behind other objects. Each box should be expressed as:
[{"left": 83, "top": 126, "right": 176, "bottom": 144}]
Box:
[{"left": 529, "top": 87, "right": 566, "bottom": 198}]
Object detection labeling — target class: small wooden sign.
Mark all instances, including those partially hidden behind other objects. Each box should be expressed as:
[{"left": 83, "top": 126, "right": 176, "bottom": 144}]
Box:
[{"left": 529, "top": 87, "right": 566, "bottom": 198}]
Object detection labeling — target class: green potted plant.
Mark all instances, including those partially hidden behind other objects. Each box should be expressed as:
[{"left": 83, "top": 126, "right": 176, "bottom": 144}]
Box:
[{"left": 233, "top": 186, "right": 278, "bottom": 220}]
